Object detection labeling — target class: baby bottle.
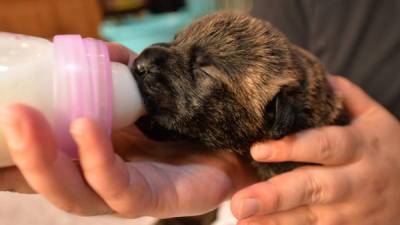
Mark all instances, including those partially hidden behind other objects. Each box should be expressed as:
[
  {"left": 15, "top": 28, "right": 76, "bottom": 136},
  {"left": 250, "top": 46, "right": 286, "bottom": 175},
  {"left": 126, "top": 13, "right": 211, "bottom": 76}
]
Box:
[{"left": 0, "top": 32, "right": 144, "bottom": 167}]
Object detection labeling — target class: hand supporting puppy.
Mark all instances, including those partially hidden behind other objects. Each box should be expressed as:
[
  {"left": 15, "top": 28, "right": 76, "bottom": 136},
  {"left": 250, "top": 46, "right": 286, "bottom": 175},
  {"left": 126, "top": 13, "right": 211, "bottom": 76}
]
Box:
[
  {"left": 0, "top": 43, "right": 254, "bottom": 218},
  {"left": 231, "top": 76, "right": 400, "bottom": 225}
]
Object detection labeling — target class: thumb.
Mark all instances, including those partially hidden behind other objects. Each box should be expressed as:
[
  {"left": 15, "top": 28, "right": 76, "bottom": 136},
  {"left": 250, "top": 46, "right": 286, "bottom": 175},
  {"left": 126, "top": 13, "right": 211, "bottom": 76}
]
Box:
[
  {"left": 328, "top": 75, "right": 380, "bottom": 117},
  {"left": 106, "top": 42, "right": 137, "bottom": 67}
]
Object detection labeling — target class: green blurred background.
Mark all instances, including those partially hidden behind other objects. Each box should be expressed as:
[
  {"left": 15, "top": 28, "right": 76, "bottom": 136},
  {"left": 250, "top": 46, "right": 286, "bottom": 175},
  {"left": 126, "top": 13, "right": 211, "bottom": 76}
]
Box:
[{"left": 100, "top": 0, "right": 253, "bottom": 52}]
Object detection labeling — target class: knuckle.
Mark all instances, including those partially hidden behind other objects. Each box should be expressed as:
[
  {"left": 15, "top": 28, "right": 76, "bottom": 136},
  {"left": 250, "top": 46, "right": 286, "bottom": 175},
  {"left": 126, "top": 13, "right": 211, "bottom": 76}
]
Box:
[
  {"left": 304, "top": 172, "right": 323, "bottom": 204},
  {"left": 270, "top": 192, "right": 282, "bottom": 212},
  {"left": 83, "top": 155, "right": 117, "bottom": 177},
  {"left": 266, "top": 181, "right": 282, "bottom": 211},
  {"left": 339, "top": 127, "right": 363, "bottom": 162},
  {"left": 315, "top": 129, "right": 333, "bottom": 162},
  {"left": 281, "top": 136, "right": 295, "bottom": 160},
  {"left": 104, "top": 186, "right": 127, "bottom": 202},
  {"left": 335, "top": 129, "right": 352, "bottom": 153},
  {"left": 304, "top": 207, "right": 319, "bottom": 225},
  {"left": 328, "top": 175, "right": 352, "bottom": 202},
  {"left": 97, "top": 183, "right": 131, "bottom": 206}
]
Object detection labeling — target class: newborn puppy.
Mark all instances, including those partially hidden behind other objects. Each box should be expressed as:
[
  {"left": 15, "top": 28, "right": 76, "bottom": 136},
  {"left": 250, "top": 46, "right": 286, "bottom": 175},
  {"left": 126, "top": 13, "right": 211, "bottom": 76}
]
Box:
[{"left": 132, "top": 11, "right": 348, "bottom": 225}]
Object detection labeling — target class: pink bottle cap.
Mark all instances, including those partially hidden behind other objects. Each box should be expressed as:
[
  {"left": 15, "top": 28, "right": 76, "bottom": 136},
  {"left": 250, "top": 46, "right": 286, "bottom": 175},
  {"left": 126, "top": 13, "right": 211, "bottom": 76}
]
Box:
[{"left": 53, "top": 35, "right": 113, "bottom": 158}]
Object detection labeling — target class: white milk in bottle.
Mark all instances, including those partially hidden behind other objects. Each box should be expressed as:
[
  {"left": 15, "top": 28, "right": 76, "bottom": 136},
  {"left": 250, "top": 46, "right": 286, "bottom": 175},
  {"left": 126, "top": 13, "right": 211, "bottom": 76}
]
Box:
[{"left": 0, "top": 33, "right": 144, "bottom": 167}]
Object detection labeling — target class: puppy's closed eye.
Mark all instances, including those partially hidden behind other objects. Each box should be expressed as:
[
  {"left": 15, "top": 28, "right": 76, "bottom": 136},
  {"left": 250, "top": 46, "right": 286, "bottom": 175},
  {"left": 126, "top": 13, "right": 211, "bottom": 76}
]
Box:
[
  {"left": 191, "top": 48, "right": 233, "bottom": 90},
  {"left": 192, "top": 47, "right": 212, "bottom": 67}
]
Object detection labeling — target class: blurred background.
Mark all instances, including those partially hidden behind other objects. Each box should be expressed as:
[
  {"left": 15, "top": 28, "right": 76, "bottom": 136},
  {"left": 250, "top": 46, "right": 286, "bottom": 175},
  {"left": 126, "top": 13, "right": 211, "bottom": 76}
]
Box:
[
  {"left": 0, "top": 1, "right": 252, "bottom": 224},
  {"left": 0, "top": 0, "right": 253, "bottom": 52}
]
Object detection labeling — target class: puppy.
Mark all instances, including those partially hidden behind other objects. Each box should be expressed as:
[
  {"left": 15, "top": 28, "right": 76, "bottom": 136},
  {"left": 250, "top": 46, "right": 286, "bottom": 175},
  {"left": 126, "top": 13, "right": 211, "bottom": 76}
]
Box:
[{"left": 131, "top": 11, "right": 348, "bottom": 225}]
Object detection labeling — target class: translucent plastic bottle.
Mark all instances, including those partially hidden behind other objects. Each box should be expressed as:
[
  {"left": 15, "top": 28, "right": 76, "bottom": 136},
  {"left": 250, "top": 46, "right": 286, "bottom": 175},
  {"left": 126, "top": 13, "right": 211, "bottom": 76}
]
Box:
[{"left": 0, "top": 32, "right": 144, "bottom": 167}]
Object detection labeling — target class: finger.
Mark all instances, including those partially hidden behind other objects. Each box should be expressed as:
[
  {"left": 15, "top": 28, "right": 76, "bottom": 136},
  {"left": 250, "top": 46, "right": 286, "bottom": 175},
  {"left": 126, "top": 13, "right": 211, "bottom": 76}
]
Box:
[
  {"left": 237, "top": 206, "right": 319, "bottom": 225},
  {"left": 237, "top": 205, "right": 346, "bottom": 225},
  {"left": 231, "top": 168, "right": 352, "bottom": 219},
  {"left": 72, "top": 118, "right": 232, "bottom": 218},
  {"left": 106, "top": 42, "right": 137, "bottom": 67},
  {"left": 0, "top": 104, "right": 110, "bottom": 215},
  {"left": 328, "top": 75, "right": 380, "bottom": 117},
  {"left": 71, "top": 118, "right": 144, "bottom": 217},
  {"left": 0, "top": 167, "right": 34, "bottom": 193},
  {"left": 251, "top": 125, "right": 362, "bottom": 165}
]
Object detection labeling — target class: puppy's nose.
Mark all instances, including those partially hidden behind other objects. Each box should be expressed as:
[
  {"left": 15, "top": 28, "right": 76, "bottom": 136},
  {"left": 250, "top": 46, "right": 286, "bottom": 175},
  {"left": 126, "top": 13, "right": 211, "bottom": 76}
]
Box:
[
  {"left": 134, "top": 58, "right": 149, "bottom": 76},
  {"left": 134, "top": 47, "right": 170, "bottom": 77}
]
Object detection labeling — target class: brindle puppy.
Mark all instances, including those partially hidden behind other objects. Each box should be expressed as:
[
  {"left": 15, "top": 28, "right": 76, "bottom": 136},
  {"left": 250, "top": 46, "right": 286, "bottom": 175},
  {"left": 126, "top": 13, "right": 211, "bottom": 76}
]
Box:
[{"left": 131, "top": 12, "right": 348, "bottom": 225}]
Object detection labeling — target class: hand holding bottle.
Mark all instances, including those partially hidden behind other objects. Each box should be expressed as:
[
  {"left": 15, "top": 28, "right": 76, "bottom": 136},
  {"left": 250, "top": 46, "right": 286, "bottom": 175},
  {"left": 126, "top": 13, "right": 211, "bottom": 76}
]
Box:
[
  {"left": 0, "top": 43, "right": 254, "bottom": 217},
  {"left": 0, "top": 33, "right": 144, "bottom": 166}
]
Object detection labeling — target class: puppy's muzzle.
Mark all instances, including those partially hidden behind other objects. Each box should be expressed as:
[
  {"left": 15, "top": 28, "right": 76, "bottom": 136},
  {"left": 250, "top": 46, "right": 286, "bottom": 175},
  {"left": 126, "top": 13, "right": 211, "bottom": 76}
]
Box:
[
  {"left": 133, "top": 46, "right": 170, "bottom": 77},
  {"left": 132, "top": 45, "right": 175, "bottom": 114},
  {"left": 133, "top": 45, "right": 172, "bottom": 94}
]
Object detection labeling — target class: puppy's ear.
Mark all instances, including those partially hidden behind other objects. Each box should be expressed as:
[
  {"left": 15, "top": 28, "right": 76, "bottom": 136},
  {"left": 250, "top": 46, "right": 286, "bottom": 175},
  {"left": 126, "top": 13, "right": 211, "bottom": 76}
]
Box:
[{"left": 270, "top": 91, "right": 296, "bottom": 139}]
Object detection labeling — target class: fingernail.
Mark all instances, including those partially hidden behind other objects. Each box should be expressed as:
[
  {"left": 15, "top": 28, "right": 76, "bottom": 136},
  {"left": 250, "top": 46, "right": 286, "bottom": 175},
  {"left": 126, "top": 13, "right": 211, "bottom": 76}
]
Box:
[
  {"left": 251, "top": 144, "right": 273, "bottom": 160},
  {"left": 69, "top": 119, "right": 86, "bottom": 137},
  {"left": 238, "top": 198, "right": 260, "bottom": 219},
  {"left": 0, "top": 107, "right": 25, "bottom": 150}
]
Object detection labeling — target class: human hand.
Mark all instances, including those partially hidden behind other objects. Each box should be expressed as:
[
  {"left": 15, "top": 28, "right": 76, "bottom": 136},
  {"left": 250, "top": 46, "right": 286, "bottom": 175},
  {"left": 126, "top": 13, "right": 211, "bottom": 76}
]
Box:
[
  {"left": 231, "top": 76, "right": 400, "bottom": 225},
  {"left": 0, "top": 43, "right": 254, "bottom": 217},
  {"left": 0, "top": 43, "right": 137, "bottom": 194}
]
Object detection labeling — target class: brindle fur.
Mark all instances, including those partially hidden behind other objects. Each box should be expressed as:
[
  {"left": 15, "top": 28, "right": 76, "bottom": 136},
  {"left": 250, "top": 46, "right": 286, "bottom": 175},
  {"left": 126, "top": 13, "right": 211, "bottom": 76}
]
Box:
[{"left": 132, "top": 12, "right": 348, "bottom": 225}]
